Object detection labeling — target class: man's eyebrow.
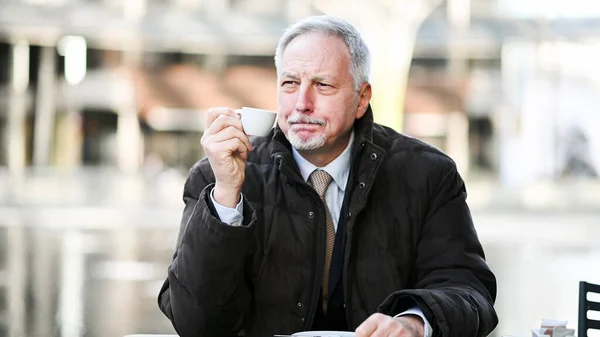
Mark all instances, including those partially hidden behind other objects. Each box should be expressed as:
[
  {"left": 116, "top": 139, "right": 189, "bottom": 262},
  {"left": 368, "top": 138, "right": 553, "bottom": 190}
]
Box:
[
  {"left": 312, "top": 75, "right": 329, "bottom": 83},
  {"left": 279, "top": 73, "right": 334, "bottom": 83},
  {"left": 280, "top": 72, "right": 299, "bottom": 79}
]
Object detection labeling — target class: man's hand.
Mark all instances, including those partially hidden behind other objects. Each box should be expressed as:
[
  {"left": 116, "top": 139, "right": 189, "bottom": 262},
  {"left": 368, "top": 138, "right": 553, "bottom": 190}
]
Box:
[
  {"left": 355, "top": 313, "right": 424, "bottom": 337},
  {"left": 200, "top": 107, "right": 253, "bottom": 208}
]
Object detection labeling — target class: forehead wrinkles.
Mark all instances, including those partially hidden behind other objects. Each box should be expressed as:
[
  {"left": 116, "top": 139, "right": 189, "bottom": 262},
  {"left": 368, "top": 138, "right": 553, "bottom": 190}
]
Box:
[
  {"left": 282, "top": 56, "right": 329, "bottom": 74},
  {"left": 279, "top": 34, "right": 353, "bottom": 86},
  {"left": 280, "top": 58, "right": 344, "bottom": 82},
  {"left": 282, "top": 34, "right": 346, "bottom": 65}
]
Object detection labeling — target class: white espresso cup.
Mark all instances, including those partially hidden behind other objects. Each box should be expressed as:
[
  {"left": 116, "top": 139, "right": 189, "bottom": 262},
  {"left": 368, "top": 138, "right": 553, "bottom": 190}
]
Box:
[{"left": 237, "top": 107, "right": 276, "bottom": 136}]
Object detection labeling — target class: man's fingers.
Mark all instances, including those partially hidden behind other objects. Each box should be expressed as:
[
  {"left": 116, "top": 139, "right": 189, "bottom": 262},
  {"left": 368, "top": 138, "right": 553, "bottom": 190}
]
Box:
[
  {"left": 203, "top": 115, "right": 253, "bottom": 151},
  {"left": 369, "top": 325, "right": 396, "bottom": 337},
  {"left": 208, "top": 138, "right": 249, "bottom": 159},
  {"left": 355, "top": 313, "right": 384, "bottom": 337},
  {"left": 204, "top": 125, "right": 253, "bottom": 152},
  {"left": 238, "top": 150, "right": 248, "bottom": 161},
  {"left": 205, "top": 113, "right": 244, "bottom": 135},
  {"left": 356, "top": 313, "right": 418, "bottom": 337},
  {"left": 204, "top": 108, "right": 241, "bottom": 136},
  {"left": 376, "top": 318, "right": 404, "bottom": 337},
  {"left": 205, "top": 107, "right": 239, "bottom": 125}
]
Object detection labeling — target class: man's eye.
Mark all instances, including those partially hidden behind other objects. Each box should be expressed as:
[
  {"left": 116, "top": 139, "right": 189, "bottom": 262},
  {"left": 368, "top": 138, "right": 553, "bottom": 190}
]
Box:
[
  {"left": 282, "top": 81, "right": 297, "bottom": 86},
  {"left": 317, "top": 82, "right": 330, "bottom": 87}
]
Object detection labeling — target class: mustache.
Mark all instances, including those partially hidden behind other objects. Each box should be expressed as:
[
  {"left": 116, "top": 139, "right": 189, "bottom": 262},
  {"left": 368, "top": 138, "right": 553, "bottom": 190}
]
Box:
[{"left": 287, "top": 114, "right": 325, "bottom": 126}]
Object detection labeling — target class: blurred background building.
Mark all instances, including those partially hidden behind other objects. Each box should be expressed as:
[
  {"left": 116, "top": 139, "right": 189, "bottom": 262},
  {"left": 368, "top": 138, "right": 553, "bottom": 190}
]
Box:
[{"left": 0, "top": 0, "right": 599, "bottom": 336}]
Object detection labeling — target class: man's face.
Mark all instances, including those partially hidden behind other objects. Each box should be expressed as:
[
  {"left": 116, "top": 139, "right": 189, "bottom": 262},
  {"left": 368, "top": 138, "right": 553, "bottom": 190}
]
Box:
[{"left": 277, "top": 32, "right": 371, "bottom": 156}]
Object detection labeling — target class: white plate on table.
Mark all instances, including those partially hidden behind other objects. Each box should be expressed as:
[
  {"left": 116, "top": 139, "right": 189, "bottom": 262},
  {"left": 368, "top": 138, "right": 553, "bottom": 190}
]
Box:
[{"left": 292, "top": 331, "right": 355, "bottom": 337}]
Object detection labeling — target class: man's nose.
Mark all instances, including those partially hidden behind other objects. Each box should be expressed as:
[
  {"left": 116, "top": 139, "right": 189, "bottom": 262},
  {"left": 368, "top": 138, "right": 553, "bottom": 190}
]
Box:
[{"left": 295, "top": 84, "right": 314, "bottom": 113}]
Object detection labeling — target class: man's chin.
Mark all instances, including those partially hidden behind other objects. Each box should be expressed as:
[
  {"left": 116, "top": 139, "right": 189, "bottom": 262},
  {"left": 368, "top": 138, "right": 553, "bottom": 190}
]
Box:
[{"left": 287, "top": 132, "right": 326, "bottom": 151}]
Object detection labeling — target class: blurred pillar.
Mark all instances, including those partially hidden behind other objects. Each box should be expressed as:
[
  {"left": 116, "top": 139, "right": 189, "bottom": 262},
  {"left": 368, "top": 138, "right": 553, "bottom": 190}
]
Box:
[
  {"left": 313, "top": 0, "right": 444, "bottom": 132},
  {"left": 54, "top": 92, "right": 83, "bottom": 169},
  {"left": 7, "top": 223, "right": 27, "bottom": 337},
  {"left": 56, "top": 36, "right": 88, "bottom": 169},
  {"left": 107, "top": 228, "right": 141, "bottom": 337},
  {"left": 7, "top": 40, "right": 29, "bottom": 177},
  {"left": 59, "top": 231, "right": 85, "bottom": 337},
  {"left": 116, "top": 99, "right": 143, "bottom": 172},
  {"left": 446, "top": 0, "right": 471, "bottom": 176},
  {"left": 33, "top": 46, "right": 57, "bottom": 166},
  {"left": 116, "top": 58, "right": 143, "bottom": 172},
  {"left": 121, "top": 0, "right": 145, "bottom": 173},
  {"left": 32, "top": 229, "right": 57, "bottom": 337},
  {"left": 447, "top": 0, "right": 470, "bottom": 79},
  {"left": 367, "top": 22, "right": 417, "bottom": 132},
  {"left": 446, "top": 111, "right": 470, "bottom": 175}
]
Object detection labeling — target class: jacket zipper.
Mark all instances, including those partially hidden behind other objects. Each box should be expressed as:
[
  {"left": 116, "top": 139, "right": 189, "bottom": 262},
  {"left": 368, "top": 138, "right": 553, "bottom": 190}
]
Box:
[
  {"left": 276, "top": 154, "right": 325, "bottom": 330},
  {"left": 343, "top": 218, "right": 354, "bottom": 328},
  {"left": 342, "top": 143, "right": 366, "bottom": 329},
  {"left": 305, "top": 190, "right": 326, "bottom": 330}
]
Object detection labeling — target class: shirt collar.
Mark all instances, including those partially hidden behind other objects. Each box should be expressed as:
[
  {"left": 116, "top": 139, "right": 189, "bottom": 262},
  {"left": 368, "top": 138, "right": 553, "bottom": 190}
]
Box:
[{"left": 292, "top": 131, "right": 354, "bottom": 192}]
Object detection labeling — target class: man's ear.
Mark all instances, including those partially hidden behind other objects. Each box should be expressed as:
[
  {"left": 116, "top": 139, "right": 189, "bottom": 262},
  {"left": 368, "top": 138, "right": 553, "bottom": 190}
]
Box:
[{"left": 356, "top": 82, "right": 372, "bottom": 119}]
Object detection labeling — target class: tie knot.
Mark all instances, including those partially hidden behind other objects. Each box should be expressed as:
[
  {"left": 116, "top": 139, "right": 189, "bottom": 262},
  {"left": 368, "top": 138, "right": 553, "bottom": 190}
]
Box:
[{"left": 309, "top": 170, "right": 333, "bottom": 198}]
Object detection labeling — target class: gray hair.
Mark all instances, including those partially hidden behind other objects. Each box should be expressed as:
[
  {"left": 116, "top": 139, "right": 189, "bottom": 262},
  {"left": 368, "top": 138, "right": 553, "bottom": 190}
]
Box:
[{"left": 274, "top": 15, "right": 371, "bottom": 91}]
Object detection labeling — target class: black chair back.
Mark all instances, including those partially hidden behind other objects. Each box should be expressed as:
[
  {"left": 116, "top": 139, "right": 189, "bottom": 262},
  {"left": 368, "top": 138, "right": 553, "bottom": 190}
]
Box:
[{"left": 578, "top": 281, "right": 600, "bottom": 337}]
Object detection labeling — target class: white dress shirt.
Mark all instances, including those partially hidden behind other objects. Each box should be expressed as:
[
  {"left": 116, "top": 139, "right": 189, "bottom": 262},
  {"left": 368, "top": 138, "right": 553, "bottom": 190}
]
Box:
[
  {"left": 290, "top": 131, "right": 354, "bottom": 231},
  {"left": 209, "top": 131, "right": 432, "bottom": 337}
]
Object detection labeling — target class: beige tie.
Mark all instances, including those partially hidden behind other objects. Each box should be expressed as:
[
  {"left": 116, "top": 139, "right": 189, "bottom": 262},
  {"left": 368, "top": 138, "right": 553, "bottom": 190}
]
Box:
[{"left": 309, "top": 169, "right": 335, "bottom": 312}]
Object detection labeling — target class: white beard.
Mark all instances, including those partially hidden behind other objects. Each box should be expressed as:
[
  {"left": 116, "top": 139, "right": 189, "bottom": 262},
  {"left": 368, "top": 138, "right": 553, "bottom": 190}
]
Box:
[
  {"left": 287, "top": 131, "right": 327, "bottom": 151},
  {"left": 286, "top": 113, "right": 327, "bottom": 151}
]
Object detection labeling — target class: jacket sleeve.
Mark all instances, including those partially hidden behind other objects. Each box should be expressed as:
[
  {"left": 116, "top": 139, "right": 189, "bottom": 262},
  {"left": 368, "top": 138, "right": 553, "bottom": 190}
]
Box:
[
  {"left": 378, "top": 160, "right": 498, "bottom": 337},
  {"left": 158, "top": 162, "right": 257, "bottom": 337}
]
